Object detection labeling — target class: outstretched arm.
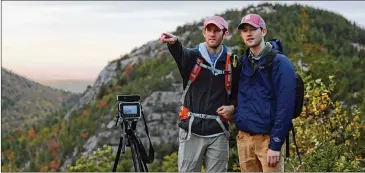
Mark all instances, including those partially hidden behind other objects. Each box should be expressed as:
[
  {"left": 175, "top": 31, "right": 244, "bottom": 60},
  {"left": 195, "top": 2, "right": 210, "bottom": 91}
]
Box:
[{"left": 160, "top": 33, "right": 196, "bottom": 82}]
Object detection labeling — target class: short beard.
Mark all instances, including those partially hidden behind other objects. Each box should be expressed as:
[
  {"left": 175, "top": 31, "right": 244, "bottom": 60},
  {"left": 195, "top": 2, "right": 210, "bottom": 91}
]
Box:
[
  {"left": 207, "top": 39, "right": 222, "bottom": 49},
  {"left": 249, "top": 37, "right": 263, "bottom": 48}
]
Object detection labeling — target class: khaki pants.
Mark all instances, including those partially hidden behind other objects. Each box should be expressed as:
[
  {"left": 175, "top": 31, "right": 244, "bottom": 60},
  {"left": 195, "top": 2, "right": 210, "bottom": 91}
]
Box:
[
  {"left": 178, "top": 128, "right": 229, "bottom": 172},
  {"left": 236, "top": 130, "right": 284, "bottom": 172}
]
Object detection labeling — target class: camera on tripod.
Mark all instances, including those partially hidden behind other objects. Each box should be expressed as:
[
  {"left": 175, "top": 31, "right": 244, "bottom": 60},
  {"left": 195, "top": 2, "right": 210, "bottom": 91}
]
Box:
[
  {"left": 113, "top": 94, "right": 154, "bottom": 172},
  {"left": 117, "top": 95, "right": 141, "bottom": 121}
]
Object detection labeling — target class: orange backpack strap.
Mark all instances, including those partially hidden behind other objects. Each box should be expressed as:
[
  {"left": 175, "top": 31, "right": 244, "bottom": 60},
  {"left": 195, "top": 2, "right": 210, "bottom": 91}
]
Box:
[
  {"left": 225, "top": 54, "right": 232, "bottom": 96},
  {"left": 178, "top": 58, "right": 203, "bottom": 121},
  {"left": 179, "top": 58, "right": 203, "bottom": 106},
  {"left": 189, "top": 58, "right": 203, "bottom": 83}
]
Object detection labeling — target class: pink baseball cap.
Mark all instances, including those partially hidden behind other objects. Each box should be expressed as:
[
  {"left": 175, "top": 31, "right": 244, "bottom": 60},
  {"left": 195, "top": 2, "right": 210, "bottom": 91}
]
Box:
[
  {"left": 203, "top": 16, "right": 228, "bottom": 30},
  {"left": 237, "top": 13, "right": 266, "bottom": 30}
]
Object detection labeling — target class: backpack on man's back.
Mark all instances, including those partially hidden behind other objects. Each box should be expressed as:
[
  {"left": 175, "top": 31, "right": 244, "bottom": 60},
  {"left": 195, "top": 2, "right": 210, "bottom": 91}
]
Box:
[{"left": 266, "top": 39, "right": 305, "bottom": 121}]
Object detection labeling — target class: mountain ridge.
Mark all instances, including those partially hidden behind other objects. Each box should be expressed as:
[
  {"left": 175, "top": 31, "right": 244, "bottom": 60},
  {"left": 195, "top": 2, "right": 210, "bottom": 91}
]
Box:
[
  {"left": 39, "top": 79, "right": 94, "bottom": 94},
  {"left": 1, "top": 67, "right": 81, "bottom": 133}
]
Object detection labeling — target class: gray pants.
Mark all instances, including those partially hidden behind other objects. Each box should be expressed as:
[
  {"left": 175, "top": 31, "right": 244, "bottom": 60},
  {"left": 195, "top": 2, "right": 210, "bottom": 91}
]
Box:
[{"left": 178, "top": 128, "right": 229, "bottom": 172}]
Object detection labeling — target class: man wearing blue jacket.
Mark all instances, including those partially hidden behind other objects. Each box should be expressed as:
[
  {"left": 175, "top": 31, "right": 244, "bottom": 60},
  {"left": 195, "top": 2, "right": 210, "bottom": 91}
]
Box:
[{"left": 235, "top": 13, "right": 296, "bottom": 172}]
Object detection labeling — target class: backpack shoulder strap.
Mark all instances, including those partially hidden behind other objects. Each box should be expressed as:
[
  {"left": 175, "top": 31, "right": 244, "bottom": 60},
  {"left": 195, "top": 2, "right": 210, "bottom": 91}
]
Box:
[
  {"left": 182, "top": 53, "right": 234, "bottom": 104},
  {"left": 189, "top": 58, "right": 203, "bottom": 83},
  {"left": 265, "top": 49, "right": 277, "bottom": 81},
  {"left": 180, "top": 58, "right": 203, "bottom": 104}
]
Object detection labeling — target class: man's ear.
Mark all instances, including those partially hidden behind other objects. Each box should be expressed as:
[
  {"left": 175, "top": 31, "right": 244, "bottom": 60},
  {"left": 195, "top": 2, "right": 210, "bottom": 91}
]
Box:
[
  {"left": 224, "top": 30, "right": 230, "bottom": 36},
  {"left": 262, "top": 28, "right": 267, "bottom": 37}
]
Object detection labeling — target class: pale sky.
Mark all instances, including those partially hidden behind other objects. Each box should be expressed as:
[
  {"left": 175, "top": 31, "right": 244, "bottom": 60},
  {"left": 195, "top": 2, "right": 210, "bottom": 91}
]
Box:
[{"left": 2, "top": 1, "right": 365, "bottom": 82}]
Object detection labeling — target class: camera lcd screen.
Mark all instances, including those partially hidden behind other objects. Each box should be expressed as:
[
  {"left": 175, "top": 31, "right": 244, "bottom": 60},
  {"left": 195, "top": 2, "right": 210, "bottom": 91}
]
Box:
[
  {"left": 123, "top": 105, "right": 138, "bottom": 115},
  {"left": 118, "top": 102, "right": 141, "bottom": 120}
]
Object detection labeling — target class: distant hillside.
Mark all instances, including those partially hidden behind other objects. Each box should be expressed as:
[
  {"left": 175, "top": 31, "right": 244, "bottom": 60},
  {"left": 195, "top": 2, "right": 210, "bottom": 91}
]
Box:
[
  {"left": 1, "top": 68, "right": 81, "bottom": 133},
  {"left": 40, "top": 80, "right": 94, "bottom": 94},
  {"left": 2, "top": 3, "right": 365, "bottom": 172}
]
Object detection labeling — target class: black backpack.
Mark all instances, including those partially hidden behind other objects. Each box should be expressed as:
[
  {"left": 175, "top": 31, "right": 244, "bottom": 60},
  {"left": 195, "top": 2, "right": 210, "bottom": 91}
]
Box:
[
  {"left": 266, "top": 39, "right": 305, "bottom": 120},
  {"left": 265, "top": 39, "right": 304, "bottom": 164}
]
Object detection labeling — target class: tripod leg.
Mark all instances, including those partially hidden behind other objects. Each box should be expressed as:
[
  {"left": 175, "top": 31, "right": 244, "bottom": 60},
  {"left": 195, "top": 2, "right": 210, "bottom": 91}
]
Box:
[
  {"left": 129, "top": 138, "right": 141, "bottom": 172},
  {"left": 137, "top": 145, "right": 149, "bottom": 172},
  {"left": 112, "top": 136, "right": 123, "bottom": 172},
  {"left": 130, "top": 140, "right": 149, "bottom": 172}
]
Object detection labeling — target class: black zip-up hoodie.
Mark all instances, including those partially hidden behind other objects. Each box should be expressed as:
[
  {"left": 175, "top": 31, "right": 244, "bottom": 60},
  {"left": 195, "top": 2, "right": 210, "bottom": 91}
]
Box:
[{"left": 167, "top": 39, "right": 240, "bottom": 136}]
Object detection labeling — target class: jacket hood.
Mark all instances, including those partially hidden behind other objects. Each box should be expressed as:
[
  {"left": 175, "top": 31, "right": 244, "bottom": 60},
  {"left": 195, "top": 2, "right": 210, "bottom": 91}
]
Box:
[{"left": 195, "top": 42, "right": 228, "bottom": 66}]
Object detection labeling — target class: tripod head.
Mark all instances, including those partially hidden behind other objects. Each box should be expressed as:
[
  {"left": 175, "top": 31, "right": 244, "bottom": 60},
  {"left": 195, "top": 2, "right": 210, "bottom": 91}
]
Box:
[{"left": 115, "top": 111, "right": 138, "bottom": 131}]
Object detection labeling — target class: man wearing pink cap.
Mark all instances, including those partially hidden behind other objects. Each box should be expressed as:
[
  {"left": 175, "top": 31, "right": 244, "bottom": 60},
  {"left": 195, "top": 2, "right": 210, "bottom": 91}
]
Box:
[
  {"left": 234, "top": 13, "right": 296, "bottom": 172},
  {"left": 160, "top": 16, "right": 240, "bottom": 172}
]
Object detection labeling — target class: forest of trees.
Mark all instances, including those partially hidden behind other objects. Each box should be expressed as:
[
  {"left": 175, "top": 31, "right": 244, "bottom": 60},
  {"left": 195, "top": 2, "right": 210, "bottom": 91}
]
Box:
[
  {"left": 2, "top": 3, "right": 365, "bottom": 172},
  {"left": 1, "top": 68, "right": 80, "bottom": 133}
]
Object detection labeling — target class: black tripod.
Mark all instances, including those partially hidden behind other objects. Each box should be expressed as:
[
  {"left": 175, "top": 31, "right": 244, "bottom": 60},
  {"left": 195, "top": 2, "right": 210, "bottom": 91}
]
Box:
[{"left": 112, "top": 113, "right": 149, "bottom": 172}]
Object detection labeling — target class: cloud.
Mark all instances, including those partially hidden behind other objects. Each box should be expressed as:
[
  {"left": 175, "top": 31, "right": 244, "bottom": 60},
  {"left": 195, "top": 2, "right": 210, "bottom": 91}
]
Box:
[{"left": 2, "top": 1, "right": 365, "bottom": 81}]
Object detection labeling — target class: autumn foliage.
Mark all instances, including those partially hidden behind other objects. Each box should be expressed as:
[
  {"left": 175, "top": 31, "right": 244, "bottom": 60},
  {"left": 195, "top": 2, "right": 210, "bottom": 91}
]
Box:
[
  {"left": 47, "top": 139, "right": 60, "bottom": 158},
  {"left": 28, "top": 128, "right": 36, "bottom": 140},
  {"left": 81, "top": 130, "right": 89, "bottom": 139},
  {"left": 97, "top": 100, "right": 108, "bottom": 109},
  {"left": 124, "top": 64, "right": 134, "bottom": 77}
]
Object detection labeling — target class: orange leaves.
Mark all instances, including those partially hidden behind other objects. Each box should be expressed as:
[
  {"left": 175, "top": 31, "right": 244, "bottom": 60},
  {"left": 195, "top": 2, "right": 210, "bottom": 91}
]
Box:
[
  {"left": 28, "top": 128, "right": 36, "bottom": 140},
  {"left": 39, "top": 160, "right": 60, "bottom": 172},
  {"left": 47, "top": 139, "right": 60, "bottom": 158},
  {"left": 78, "top": 109, "right": 92, "bottom": 120},
  {"left": 81, "top": 130, "right": 89, "bottom": 139},
  {"left": 124, "top": 64, "right": 134, "bottom": 77},
  {"left": 97, "top": 100, "right": 108, "bottom": 109}
]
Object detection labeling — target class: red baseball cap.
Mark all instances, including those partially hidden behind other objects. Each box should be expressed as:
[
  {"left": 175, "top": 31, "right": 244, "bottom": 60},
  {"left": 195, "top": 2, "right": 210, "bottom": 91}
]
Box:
[
  {"left": 203, "top": 16, "right": 228, "bottom": 30},
  {"left": 237, "top": 13, "right": 266, "bottom": 30}
]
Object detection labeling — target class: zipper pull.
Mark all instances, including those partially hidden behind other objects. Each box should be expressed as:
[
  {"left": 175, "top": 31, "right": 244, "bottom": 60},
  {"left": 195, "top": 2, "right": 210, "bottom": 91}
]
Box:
[{"left": 233, "top": 54, "right": 237, "bottom": 68}]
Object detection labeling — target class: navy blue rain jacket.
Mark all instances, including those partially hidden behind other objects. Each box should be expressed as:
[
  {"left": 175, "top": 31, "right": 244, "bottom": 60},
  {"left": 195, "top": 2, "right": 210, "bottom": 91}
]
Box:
[{"left": 234, "top": 51, "right": 296, "bottom": 151}]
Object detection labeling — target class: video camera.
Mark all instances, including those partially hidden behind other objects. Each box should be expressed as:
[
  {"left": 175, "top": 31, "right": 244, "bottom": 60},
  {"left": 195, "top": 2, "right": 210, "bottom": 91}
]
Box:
[
  {"left": 117, "top": 95, "right": 142, "bottom": 121},
  {"left": 113, "top": 94, "right": 154, "bottom": 172}
]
